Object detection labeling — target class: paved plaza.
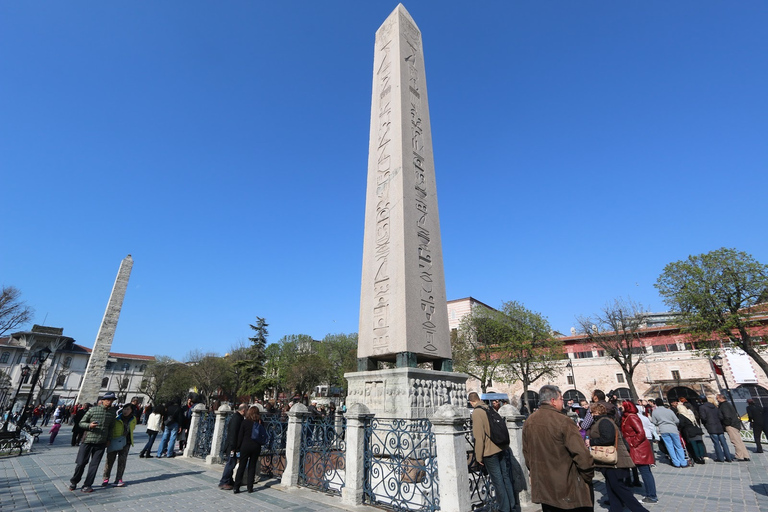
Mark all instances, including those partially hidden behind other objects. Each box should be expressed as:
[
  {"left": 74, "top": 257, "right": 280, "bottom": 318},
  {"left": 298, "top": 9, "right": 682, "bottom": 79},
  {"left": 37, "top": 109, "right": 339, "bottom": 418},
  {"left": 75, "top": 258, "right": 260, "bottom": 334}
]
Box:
[{"left": 1, "top": 424, "right": 767, "bottom": 511}]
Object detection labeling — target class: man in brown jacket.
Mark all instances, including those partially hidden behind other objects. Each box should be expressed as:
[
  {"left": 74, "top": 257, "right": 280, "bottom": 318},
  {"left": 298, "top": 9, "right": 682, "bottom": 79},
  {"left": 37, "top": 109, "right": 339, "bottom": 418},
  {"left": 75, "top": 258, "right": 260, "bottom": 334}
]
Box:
[
  {"left": 523, "top": 385, "right": 594, "bottom": 512},
  {"left": 469, "top": 392, "right": 515, "bottom": 512}
]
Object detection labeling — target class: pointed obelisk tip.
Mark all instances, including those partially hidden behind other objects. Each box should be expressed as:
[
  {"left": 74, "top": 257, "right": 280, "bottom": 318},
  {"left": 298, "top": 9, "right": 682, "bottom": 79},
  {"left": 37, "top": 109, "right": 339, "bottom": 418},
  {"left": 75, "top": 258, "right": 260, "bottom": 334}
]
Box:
[{"left": 126, "top": 254, "right": 133, "bottom": 260}]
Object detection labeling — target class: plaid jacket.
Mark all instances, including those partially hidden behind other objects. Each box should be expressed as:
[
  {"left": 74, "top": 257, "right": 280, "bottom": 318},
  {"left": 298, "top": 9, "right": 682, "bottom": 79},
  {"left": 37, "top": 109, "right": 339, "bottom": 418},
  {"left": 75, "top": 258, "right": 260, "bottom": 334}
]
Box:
[{"left": 79, "top": 404, "right": 116, "bottom": 445}]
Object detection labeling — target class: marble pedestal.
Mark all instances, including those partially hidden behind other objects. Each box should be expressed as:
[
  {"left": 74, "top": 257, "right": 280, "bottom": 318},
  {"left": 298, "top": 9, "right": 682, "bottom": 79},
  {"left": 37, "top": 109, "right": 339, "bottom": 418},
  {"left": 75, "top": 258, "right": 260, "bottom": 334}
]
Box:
[{"left": 345, "top": 367, "right": 468, "bottom": 419}]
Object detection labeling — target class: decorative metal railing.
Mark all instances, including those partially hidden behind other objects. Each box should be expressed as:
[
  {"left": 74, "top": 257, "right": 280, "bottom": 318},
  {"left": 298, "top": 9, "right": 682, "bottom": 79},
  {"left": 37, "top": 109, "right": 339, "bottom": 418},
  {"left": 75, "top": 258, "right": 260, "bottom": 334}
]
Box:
[
  {"left": 260, "top": 413, "right": 288, "bottom": 477},
  {"left": 218, "top": 412, "right": 233, "bottom": 461},
  {"left": 363, "top": 417, "right": 439, "bottom": 512},
  {"left": 464, "top": 418, "right": 499, "bottom": 512},
  {"left": 298, "top": 415, "right": 347, "bottom": 495},
  {"left": 740, "top": 430, "right": 768, "bottom": 444},
  {"left": 192, "top": 412, "right": 216, "bottom": 459}
]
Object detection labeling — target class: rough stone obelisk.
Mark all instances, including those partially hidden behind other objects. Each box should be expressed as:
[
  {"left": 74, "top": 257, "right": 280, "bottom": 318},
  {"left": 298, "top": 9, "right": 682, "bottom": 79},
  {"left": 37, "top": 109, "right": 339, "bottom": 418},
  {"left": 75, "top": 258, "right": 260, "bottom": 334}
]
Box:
[
  {"left": 346, "top": 4, "right": 467, "bottom": 418},
  {"left": 76, "top": 255, "right": 133, "bottom": 405}
]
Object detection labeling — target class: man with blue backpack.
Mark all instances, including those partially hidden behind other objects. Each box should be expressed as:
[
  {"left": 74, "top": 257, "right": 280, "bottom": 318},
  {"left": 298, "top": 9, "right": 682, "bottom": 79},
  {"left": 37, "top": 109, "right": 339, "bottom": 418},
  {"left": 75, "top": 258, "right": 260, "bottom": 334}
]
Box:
[{"left": 469, "top": 391, "right": 515, "bottom": 512}]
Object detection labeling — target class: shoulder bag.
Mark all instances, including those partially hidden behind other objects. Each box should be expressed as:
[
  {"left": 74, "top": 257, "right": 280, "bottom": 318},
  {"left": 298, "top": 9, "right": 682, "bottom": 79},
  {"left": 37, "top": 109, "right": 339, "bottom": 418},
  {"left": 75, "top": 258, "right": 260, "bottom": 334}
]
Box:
[{"left": 590, "top": 418, "right": 618, "bottom": 465}]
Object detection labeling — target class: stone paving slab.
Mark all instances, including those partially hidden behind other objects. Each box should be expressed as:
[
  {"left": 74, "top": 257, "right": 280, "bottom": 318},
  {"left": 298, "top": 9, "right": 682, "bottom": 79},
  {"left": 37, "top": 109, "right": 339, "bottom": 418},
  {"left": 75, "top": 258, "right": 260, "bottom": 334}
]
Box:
[{"left": 2, "top": 424, "right": 767, "bottom": 512}]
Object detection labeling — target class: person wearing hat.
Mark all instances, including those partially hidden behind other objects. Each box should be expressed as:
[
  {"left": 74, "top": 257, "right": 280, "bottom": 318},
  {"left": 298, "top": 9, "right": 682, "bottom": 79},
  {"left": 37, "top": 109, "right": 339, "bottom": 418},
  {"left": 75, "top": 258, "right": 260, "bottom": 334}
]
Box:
[{"left": 69, "top": 392, "right": 117, "bottom": 493}]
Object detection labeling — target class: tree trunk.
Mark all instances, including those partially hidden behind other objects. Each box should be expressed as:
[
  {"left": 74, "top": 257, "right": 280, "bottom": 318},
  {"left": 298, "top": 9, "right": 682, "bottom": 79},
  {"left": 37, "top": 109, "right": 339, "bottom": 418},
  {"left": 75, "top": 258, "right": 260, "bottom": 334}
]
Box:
[
  {"left": 741, "top": 335, "right": 768, "bottom": 380},
  {"left": 626, "top": 368, "right": 639, "bottom": 400}
]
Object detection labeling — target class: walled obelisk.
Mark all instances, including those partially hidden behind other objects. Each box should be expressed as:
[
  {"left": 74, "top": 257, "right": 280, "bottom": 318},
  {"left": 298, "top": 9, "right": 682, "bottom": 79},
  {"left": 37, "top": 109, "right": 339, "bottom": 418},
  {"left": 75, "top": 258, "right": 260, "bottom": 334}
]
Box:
[
  {"left": 346, "top": 4, "right": 466, "bottom": 418},
  {"left": 76, "top": 255, "right": 133, "bottom": 405}
]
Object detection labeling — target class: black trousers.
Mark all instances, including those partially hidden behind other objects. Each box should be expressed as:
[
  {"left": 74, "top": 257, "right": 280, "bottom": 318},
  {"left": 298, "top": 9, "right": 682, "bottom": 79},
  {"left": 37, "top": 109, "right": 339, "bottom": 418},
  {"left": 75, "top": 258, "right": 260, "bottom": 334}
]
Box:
[
  {"left": 754, "top": 426, "right": 765, "bottom": 453},
  {"left": 602, "top": 468, "right": 648, "bottom": 512},
  {"left": 70, "top": 442, "right": 107, "bottom": 488},
  {"left": 542, "top": 505, "right": 594, "bottom": 512},
  {"left": 234, "top": 445, "right": 262, "bottom": 490}
]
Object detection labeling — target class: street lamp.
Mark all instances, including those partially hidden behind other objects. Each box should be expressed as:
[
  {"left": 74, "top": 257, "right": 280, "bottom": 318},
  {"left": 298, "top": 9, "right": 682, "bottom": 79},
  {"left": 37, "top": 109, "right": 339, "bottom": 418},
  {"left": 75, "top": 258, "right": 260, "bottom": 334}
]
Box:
[
  {"left": 16, "top": 347, "right": 52, "bottom": 428},
  {"left": 711, "top": 354, "right": 738, "bottom": 412},
  {"left": 2, "top": 365, "right": 32, "bottom": 431},
  {"left": 566, "top": 359, "right": 577, "bottom": 392}
]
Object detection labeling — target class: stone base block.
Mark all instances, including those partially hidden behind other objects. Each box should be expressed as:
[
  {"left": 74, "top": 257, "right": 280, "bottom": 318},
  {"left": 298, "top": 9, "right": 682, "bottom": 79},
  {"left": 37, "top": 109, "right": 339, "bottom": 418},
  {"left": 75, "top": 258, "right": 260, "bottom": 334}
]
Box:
[{"left": 345, "top": 368, "right": 468, "bottom": 418}]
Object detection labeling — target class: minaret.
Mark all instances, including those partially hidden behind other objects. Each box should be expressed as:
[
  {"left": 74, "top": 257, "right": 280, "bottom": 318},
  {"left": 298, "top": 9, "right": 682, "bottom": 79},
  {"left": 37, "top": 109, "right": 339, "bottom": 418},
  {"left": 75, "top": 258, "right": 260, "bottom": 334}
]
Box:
[
  {"left": 76, "top": 255, "right": 133, "bottom": 405},
  {"left": 358, "top": 4, "right": 451, "bottom": 370}
]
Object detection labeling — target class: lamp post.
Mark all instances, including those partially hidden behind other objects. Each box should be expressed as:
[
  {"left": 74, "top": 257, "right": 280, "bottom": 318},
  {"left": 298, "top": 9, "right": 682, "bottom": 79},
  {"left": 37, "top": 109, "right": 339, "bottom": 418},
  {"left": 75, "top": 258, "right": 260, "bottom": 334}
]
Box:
[
  {"left": 566, "top": 359, "right": 577, "bottom": 393},
  {"left": 711, "top": 354, "right": 738, "bottom": 412},
  {"left": 16, "top": 347, "right": 52, "bottom": 428},
  {"left": 2, "top": 365, "right": 32, "bottom": 431}
]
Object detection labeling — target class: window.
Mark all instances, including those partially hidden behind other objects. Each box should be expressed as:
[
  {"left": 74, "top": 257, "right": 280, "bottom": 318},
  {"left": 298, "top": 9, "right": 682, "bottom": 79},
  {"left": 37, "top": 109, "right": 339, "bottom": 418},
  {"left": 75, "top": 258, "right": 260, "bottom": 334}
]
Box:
[
  {"left": 101, "top": 377, "right": 109, "bottom": 388},
  {"left": 23, "top": 372, "right": 31, "bottom": 384},
  {"left": 56, "top": 374, "right": 66, "bottom": 386},
  {"left": 121, "top": 363, "right": 130, "bottom": 371},
  {"left": 653, "top": 343, "right": 681, "bottom": 353},
  {"left": 574, "top": 351, "right": 594, "bottom": 359},
  {"left": 139, "top": 364, "right": 147, "bottom": 372},
  {"left": 567, "top": 375, "right": 574, "bottom": 385},
  {"left": 15, "top": 353, "right": 22, "bottom": 364},
  {"left": 671, "top": 370, "right": 681, "bottom": 380},
  {"left": 0, "top": 352, "right": 9, "bottom": 364},
  {"left": 616, "top": 373, "right": 625, "bottom": 384},
  {"left": 121, "top": 377, "right": 129, "bottom": 388},
  {"left": 106, "top": 361, "right": 114, "bottom": 370},
  {"left": 596, "top": 350, "right": 605, "bottom": 357},
  {"left": 63, "top": 356, "right": 72, "bottom": 368}
]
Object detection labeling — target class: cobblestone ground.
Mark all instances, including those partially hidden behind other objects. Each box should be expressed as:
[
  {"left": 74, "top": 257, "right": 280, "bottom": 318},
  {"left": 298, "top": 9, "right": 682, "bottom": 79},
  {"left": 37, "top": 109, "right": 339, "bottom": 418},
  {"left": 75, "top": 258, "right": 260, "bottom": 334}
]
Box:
[
  {"left": 2, "top": 424, "right": 767, "bottom": 512},
  {"left": 0, "top": 424, "right": 352, "bottom": 512}
]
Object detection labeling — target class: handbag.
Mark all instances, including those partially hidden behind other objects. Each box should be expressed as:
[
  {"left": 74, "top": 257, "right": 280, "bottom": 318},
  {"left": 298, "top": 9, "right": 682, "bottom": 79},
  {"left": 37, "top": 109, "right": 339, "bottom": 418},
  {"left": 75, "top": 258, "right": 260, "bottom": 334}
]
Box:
[
  {"left": 590, "top": 418, "right": 618, "bottom": 465},
  {"left": 108, "top": 436, "right": 127, "bottom": 453}
]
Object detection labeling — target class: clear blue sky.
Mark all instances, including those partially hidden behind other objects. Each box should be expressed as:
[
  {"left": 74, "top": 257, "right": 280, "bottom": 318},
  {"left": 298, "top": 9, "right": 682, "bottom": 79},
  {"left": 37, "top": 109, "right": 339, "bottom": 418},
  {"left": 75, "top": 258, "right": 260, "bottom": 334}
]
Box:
[{"left": 2, "top": 2, "right": 766, "bottom": 361}]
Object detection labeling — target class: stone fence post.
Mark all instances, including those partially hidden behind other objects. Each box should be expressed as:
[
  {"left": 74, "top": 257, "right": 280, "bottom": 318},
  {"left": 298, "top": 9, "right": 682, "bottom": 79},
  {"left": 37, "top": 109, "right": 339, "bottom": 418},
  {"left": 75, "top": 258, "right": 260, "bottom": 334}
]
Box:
[
  {"left": 206, "top": 404, "right": 233, "bottom": 464},
  {"left": 499, "top": 404, "right": 530, "bottom": 506},
  {"left": 280, "top": 403, "right": 308, "bottom": 488},
  {"left": 183, "top": 403, "right": 208, "bottom": 458},
  {"left": 430, "top": 405, "right": 471, "bottom": 512},
  {"left": 341, "top": 403, "right": 373, "bottom": 506}
]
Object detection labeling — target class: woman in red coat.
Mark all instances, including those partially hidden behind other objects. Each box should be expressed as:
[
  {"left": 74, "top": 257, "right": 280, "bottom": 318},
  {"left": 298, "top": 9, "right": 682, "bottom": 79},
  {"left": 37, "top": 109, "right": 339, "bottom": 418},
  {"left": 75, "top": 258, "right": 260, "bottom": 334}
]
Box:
[{"left": 621, "top": 401, "right": 658, "bottom": 504}]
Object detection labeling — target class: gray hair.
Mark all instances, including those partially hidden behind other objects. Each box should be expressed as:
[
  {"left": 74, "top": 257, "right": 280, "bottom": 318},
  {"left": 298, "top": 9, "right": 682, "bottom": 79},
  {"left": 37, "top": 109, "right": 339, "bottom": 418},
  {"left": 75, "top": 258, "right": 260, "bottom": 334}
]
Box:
[
  {"left": 238, "top": 403, "right": 247, "bottom": 412},
  {"left": 539, "top": 385, "right": 562, "bottom": 406}
]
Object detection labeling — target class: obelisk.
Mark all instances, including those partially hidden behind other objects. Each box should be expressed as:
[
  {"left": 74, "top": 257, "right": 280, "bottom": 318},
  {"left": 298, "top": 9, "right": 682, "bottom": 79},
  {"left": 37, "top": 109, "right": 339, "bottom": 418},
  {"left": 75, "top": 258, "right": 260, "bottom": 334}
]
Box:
[
  {"left": 76, "top": 255, "right": 133, "bottom": 405},
  {"left": 346, "top": 4, "right": 466, "bottom": 418}
]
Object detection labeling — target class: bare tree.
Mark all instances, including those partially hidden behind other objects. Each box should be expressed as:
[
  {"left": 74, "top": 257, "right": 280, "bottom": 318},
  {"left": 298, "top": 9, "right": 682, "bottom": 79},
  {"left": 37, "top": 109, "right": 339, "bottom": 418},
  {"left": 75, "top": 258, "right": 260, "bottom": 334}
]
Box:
[
  {"left": 577, "top": 298, "right": 649, "bottom": 399},
  {"left": 185, "top": 350, "right": 228, "bottom": 406},
  {"left": 0, "top": 286, "right": 34, "bottom": 336}
]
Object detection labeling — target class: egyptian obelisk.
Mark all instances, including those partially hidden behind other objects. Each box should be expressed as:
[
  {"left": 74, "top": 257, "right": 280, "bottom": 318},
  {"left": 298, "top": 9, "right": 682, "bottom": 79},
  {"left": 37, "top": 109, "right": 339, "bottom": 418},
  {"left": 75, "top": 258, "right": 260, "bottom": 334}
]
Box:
[
  {"left": 346, "top": 4, "right": 466, "bottom": 418},
  {"left": 76, "top": 255, "right": 133, "bottom": 405}
]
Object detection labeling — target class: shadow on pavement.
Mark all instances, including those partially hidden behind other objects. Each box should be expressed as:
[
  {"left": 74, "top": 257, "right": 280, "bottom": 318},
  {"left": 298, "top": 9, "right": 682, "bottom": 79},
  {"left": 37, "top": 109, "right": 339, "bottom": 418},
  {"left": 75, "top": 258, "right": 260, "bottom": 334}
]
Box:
[
  {"left": 750, "top": 484, "right": 768, "bottom": 497},
  {"left": 122, "top": 470, "right": 205, "bottom": 485}
]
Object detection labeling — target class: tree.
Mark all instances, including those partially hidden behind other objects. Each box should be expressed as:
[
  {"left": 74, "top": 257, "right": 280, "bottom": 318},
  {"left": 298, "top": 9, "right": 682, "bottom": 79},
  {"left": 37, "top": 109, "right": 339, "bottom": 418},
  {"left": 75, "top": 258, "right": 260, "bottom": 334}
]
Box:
[
  {"left": 220, "top": 341, "right": 252, "bottom": 402},
  {"left": 452, "top": 304, "right": 513, "bottom": 393},
  {"left": 265, "top": 334, "right": 325, "bottom": 399},
  {"left": 577, "top": 298, "right": 649, "bottom": 399},
  {"left": 317, "top": 333, "right": 358, "bottom": 397},
  {"left": 234, "top": 317, "right": 269, "bottom": 399},
  {"left": 139, "top": 356, "right": 192, "bottom": 405},
  {"left": 655, "top": 247, "right": 768, "bottom": 379},
  {"left": 186, "top": 349, "right": 229, "bottom": 405},
  {"left": 499, "top": 301, "right": 564, "bottom": 411},
  {"left": 0, "top": 286, "right": 34, "bottom": 336}
]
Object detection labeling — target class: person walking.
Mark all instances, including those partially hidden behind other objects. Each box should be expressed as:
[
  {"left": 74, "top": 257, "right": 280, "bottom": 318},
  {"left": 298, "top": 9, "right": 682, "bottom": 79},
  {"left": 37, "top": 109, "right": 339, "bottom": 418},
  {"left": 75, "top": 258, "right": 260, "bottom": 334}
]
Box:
[
  {"left": 68, "top": 393, "right": 117, "bottom": 493},
  {"left": 218, "top": 403, "right": 246, "bottom": 490},
  {"left": 470, "top": 391, "right": 516, "bottom": 512},
  {"left": 49, "top": 419, "right": 62, "bottom": 444},
  {"left": 717, "top": 394, "right": 750, "bottom": 461},
  {"left": 233, "top": 406, "right": 264, "bottom": 494},
  {"left": 589, "top": 402, "right": 648, "bottom": 512},
  {"left": 746, "top": 399, "right": 765, "bottom": 453},
  {"left": 140, "top": 404, "right": 164, "bottom": 458},
  {"left": 699, "top": 395, "right": 733, "bottom": 462},
  {"left": 621, "top": 401, "right": 658, "bottom": 504},
  {"left": 651, "top": 398, "right": 687, "bottom": 468},
  {"left": 71, "top": 403, "right": 90, "bottom": 446},
  {"left": 522, "top": 385, "right": 593, "bottom": 512},
  {"left": 103, "top": 403, "right": 136, "bottom": 487},
  {"left": 156, "top": 399, "right": 181, "bottom": 458}
]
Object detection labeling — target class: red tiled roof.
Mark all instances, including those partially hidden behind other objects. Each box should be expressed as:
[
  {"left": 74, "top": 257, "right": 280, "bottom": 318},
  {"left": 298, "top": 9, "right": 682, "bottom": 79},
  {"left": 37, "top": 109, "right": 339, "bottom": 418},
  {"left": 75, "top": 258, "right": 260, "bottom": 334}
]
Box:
[{"left": 75, "top": 344, "right": 155, "bottom": 361}]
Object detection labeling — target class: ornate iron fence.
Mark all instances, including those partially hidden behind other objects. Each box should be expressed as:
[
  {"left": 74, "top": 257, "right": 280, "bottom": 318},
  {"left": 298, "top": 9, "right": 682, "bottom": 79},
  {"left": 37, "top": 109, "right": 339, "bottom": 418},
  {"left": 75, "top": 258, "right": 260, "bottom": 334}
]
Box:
[
  {"left": 740, "top": 429, "right": 768, "bottom": 444},
  {"left": 464, "top": 418, "right": 499, "bottom": 512},
  {"left": 260, "top": 413, "right": 288, "bottom": 477},
  {"left": 298, "top": 415, "right": 347, "bottom": 495},
  {"left": 363, "top": 417, "right": 439, "bottom": 512},
  {"left": 192, "top": 412, "right": 216, "bottom": 459},
  {"left": 218, "top": 412, "right": 233, "bottom": 460}
]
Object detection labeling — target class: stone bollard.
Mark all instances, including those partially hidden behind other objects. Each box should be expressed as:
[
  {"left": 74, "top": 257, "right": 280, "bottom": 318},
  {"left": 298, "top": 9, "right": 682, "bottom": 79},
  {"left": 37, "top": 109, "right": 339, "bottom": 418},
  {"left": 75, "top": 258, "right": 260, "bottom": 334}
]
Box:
[
  {"left": 341, "top": 403, "right": 374, "bottom": 506},
  {"left": 430, "top": 404, "right": 471, "bottom": 512},
  {"left": 206, "top": 404, "right": 233, "bottom": 464},
  {"left": 280, "top": 403, "right": 308, "bottom": 488},
  {"left": 499, "top": 404, "right": 530, "bottom": 506},
  {"left": 183, "top": 403, "right": 208, "bottom": 458}
]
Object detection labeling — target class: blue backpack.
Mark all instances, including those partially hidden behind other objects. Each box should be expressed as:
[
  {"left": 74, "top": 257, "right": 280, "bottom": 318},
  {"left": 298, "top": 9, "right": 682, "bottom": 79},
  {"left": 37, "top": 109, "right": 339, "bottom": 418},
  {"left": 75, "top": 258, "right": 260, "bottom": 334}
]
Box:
[{"left": 251, "top": 422, "right": 268, "bottom": 445}]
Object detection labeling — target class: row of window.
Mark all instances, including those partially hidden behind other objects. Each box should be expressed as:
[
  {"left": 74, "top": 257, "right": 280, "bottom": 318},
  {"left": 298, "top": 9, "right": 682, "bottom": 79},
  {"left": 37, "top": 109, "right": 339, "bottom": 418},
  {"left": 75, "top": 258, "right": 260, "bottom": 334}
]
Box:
[{"left": 0, "top": 352, "right": 147, "bottom": 372}]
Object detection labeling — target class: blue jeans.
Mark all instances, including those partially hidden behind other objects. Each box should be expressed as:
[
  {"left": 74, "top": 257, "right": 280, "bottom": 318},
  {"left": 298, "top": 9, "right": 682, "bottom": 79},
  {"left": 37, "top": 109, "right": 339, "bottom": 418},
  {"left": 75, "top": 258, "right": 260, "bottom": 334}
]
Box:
[
  {"left": 141, "top": 430, "right": 158, "bottom": 455},
  {"left": 219, "top": 453, "right": 237, "bottom": 486},
  {"left": 660, "top": 432, "right": 687, "bottom": 467},
  {"left": 710, "top": 433, "right": 733, "bottom": 461},
  {"left": 157, "top": 423, "right": 179, "bottom": 457},
  {"left": 483, "top": 449, "right": 515, "bottom": 512},
  {"left": 637, "top": 464, "right": 656, "bottom": 500}
]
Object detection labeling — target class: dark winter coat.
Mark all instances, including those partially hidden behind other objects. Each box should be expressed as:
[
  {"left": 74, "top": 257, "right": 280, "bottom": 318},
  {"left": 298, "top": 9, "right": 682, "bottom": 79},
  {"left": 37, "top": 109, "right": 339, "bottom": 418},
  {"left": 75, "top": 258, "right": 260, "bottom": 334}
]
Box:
[
  {"left": 621, "top": 412, "right": 654, "bottom": 466},
  {"left": 718, "top": 401, "right": 742, "bottom": 430},
  {"left": 224, "top": 410, "right": 245, "bottom": 453},
  {"left": 746, "top": 403, "right": 765, "bottom": 428},
  {"left": 522, "top": 404, "right": 594, "bottom": 509},
  {"left": 589, "top": 416, "right": 635, "bottom": 469},
  {"left": 699, "top": 402, "right": 724, "bottom": 435},
  {"left": 236, "top": 419, "right": 262, "bottom": 453}
]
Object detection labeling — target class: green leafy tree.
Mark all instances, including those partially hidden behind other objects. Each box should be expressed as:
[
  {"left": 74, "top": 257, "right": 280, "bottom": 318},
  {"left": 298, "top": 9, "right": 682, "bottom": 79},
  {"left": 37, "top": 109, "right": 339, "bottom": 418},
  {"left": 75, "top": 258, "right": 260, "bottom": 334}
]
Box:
[
  {"left": 220, "top": 341, "right": 252, "bottom": 402},
  {"left": 500, "top": 301, "right": 564, "bottom": 411},
  {"left": 234, "top": 317, "right": 269, "bottom": 399},
  {"left": 577, "top": 298, "right": 649, "bottom": 399},
  {"left": 317, "top": 333, "right": 358, "bottom": 397},
  {"left": 452, "top": 305, "right": 512, "bottom": 393},
  {"left": 655, "top": 247, "right": 768, "bottom": 379}
]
